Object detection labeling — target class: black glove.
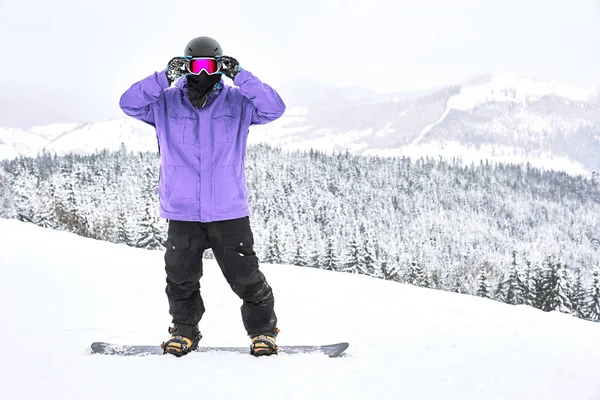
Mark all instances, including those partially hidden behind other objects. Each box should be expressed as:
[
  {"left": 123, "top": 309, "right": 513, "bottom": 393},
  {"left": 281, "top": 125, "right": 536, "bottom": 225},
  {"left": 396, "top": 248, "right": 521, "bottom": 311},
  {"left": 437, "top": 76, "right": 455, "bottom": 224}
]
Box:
[
  {"left": 217, "top": 56, "right": 241, "bottom": 80},
  {"left": 165, "top": 56, "right": 189, "bottom": 85}
]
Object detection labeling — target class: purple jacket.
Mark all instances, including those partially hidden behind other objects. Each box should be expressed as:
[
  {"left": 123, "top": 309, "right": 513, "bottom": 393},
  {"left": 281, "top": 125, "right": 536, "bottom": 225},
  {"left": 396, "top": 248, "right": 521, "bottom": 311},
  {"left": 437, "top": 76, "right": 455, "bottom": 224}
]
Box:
[{"left": 119, "top": 69, "right": 285, "bottom": 222}]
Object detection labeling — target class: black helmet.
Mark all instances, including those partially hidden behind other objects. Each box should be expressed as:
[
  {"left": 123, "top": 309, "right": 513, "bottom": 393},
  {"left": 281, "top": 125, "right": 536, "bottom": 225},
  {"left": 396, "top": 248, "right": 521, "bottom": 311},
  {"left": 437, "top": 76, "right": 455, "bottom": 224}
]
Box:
[{"left": 184, "top": 36, "right": 223, "bottom": 57}]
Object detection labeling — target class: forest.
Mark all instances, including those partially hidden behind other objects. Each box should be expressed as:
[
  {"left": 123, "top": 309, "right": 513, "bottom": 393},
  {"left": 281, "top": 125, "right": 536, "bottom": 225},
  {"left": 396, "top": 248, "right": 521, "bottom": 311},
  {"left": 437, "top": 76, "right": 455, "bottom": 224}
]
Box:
[{"left": 1, "top": 143, "right": 599, "bottom": 322}]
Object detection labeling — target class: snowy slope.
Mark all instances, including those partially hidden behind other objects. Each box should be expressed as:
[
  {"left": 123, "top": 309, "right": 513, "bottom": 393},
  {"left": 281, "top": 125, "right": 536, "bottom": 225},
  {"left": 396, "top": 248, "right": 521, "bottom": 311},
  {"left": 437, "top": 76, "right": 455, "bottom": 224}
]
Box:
[
  {"left": 0, "top": 127, "right": 48, "bottom": 160},
  {"left": 2, "top": 219, "right": 600, "bottom": 399},
  {"left": 42, "top": 118, "right": 158, "bottom": 156},
  {"left": 0, "top": 119, "right": 157, "bottom": 159},
  {"left": 30, "top": 122, "right": 84, "bottom": 140},
  {"left": 443, "top": 73, "right": 595, "bottom": 113}
]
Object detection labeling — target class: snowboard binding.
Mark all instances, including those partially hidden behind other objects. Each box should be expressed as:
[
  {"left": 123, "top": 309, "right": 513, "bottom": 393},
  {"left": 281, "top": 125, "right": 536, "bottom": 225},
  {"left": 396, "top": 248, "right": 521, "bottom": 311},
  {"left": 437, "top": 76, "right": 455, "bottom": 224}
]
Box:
[
  {"left": 250, "top": 329, "right": 280, "bottom": 356},
  {"left": 161, "top": 326, "right": 201, "bottom": 357}
]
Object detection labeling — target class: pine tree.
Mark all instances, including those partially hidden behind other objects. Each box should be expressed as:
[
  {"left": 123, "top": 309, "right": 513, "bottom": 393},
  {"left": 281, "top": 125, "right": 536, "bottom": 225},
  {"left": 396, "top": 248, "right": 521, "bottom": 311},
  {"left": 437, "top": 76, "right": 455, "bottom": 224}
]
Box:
[
  {"left": 499, "top": 252, "right": 526, "bottom": 305},
  {"left": 407, "top": 262, "right": 427, "bottom": 287},
  {"left": 305, "top": 242, "right": 322, "bottom": 269},
  {"left": 342, "top": 237, "right": 366, "bottom": 275},
  {"left": 586, "top": 270, "right": 600, "bottom": 322},
  {"left": 379, "top": 259, "right": 400, "bottom": 281},
  {"left": 32, "top": 181, "right": 56, "bottom": 229},
  {"left": 420, "top": 269, "right": 432, "bottom": 288},
  {"left": 136, "top": 205, "right": 163, "bottom": 249},
  {"left": 12, "top": 161, "right": 36, "bottom": 223},
  {"left": 527, "top": 261, "right": 545, "bottom": 309},
  {"left": 264, "top": 229, "right": 282, "bottom": 264},
  {"left": 521, "top": 259, "right": 532, "bottom": 306},
  {"left": 0, "top": 166, "right": 15, "bottom": 218},
  {"left": 323, "top": 238, "right": 339, "bottom": 271},
  {"left": 292, "top": 242, "right": 307, "bottom": 267},
  {"left": 476, "top": 267, "right": 490, "bottom": 298},
  {"left": 136, "top": 166, "right": 163, "bottom": 250},
  {"left": 445, "top": 264, "right": 465, "bottom": 294},
  {"left": 541, "top": 259, "right": 573, "bottom": 314},
  {"left": 54, "top": 164, "right": 91, "bottom": 237},
  {"left": 116, "top": 209, "right": 134, "bottom": 246},
  {"left": 571, "top": 270, "right": 587, "bottom": 318},
  {"left": 363, "top": 232, "right": 380, "bottom": 277}
]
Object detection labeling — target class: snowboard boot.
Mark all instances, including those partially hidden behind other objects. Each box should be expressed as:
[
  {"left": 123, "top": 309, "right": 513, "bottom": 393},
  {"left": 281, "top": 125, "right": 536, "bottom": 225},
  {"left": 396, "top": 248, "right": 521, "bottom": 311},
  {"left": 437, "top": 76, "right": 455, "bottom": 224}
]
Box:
[
  {"left": 161, "top": 325, "right": 201, "bottom": 357},
  {"left": 250, "top": 328, "right": 280, "bottom": 357}
]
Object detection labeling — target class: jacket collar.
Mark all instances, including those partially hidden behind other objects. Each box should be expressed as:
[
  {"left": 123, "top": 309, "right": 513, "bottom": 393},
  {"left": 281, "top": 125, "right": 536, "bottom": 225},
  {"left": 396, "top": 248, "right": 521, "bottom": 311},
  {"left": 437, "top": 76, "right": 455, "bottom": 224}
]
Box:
[
  {"left": 174, "top": 75, "right": 224, "bottom": 93},
  {"left": 174, "top": 75, "right": 225, "bottom": 108}
]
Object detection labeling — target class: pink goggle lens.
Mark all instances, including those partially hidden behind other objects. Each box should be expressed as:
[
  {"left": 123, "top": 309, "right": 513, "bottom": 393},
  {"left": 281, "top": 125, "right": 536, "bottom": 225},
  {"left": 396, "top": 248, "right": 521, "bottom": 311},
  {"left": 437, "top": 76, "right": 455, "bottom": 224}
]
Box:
[{"left": 188, "top": 58, "right": 220, "bottom": 74}]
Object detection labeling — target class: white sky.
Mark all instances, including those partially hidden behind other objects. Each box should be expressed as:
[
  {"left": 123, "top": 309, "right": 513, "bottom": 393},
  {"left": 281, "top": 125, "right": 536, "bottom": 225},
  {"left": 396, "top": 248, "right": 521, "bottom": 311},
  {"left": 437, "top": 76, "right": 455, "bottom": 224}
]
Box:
[{"left": 1, "top": 0, "right": 599, "bottom": 126}]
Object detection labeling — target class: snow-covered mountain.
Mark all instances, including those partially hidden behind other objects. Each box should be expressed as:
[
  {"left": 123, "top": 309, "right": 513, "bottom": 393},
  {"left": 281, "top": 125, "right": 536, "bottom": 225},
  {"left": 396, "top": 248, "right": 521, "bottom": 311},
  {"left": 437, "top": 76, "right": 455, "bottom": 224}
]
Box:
[
  {"left": 0, "top": 119, "right": 158, "bottom": 159},
  {"left": 2, "top": 74, "right": 598, "bottom": 175},
  {"left": 250, "top": 74, "right": 600, "bottom": 176},
  {"left": 0, "top": 126, "right": 49, "bottom": 160},
  {"left": 2, "top": 219, "right": 600, "bottom": 399}
]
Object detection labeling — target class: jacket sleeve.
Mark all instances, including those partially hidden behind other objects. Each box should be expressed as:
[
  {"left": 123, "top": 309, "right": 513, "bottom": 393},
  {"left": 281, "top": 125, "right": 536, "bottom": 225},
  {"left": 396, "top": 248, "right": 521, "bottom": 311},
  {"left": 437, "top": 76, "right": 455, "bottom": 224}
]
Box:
[
  {"left": 234, "top": 69, "right": 286, "bottom": 125},
  {"left": 119, "top": 71, "right": 170, "bottom": 126}
]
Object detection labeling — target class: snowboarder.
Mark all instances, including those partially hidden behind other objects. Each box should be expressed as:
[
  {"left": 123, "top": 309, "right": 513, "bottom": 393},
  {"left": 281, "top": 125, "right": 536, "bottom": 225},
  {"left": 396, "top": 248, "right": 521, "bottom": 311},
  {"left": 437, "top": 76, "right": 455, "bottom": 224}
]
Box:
[{"left": 119, "top": 36, "right": 285, "bottom": 357}]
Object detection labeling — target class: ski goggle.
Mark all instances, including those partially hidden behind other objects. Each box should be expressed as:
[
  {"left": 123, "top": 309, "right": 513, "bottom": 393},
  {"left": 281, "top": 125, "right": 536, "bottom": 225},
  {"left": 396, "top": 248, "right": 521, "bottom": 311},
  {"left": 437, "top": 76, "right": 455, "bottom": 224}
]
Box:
[{"left": 185, "top": 57, "right": 221, "bottom": 75}]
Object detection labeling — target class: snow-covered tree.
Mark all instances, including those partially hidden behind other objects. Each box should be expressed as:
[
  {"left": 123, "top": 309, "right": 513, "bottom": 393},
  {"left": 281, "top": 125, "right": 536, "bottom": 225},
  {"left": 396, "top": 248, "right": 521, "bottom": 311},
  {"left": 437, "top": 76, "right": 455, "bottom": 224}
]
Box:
[
  {"left": 540, "top": 259, "right": 573, "bottom": 314},
  {"left": 499, "top": 252, "right": 527, "bottom": 305},
  {"left": 342, "top": 236, "right": 367, "bottom": 275},
  {"left": 12, "top": 161, "right": 37, "bottom": 223},
  {"left": 380, "top": 258, "right": 401, "bottom": 282},
  {"left": 586, "top": 270, "right": 600, "bottom": 322},
  {"left": 323, "top": 238, "right": 340, "bottom": 271},
  {"left": 264, "top": 228, "right": 283, "bottom": 264},
  {"left": 477, "top": 267, "right": 490, "bottom": 298},
  {"left": 0, "top": 167, "right": 15, "bottom": 218},
  {"left": 363, "top": 230, "right": 380, "bottom": 277},
  {"left": 527, "top": 261, "right": 545, "bottom": 309},
  {"left": 571, "top": 270, "right": 587, "bottom": 318},
  {"left": 136, "top": 166, "right": 164, "bottom": 250},
  {"left": 292, "top": 241, "right": 307, "bottom": 267},
  {"left": 407, "top": 262, "right": 429, "bottom": 288},
  {"left": 116, "top": 209, "right": 135, "bottom": 247},
  {"left": 304, "top": 240, "right": 323, "bottom": 269}
]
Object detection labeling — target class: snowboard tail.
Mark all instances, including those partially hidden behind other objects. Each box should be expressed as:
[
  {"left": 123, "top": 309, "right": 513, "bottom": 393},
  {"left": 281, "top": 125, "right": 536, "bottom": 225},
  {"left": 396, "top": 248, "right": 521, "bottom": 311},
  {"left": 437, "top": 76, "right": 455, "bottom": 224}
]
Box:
[{"left": 91, "top": 341, "right": 349, "bottom": 358}]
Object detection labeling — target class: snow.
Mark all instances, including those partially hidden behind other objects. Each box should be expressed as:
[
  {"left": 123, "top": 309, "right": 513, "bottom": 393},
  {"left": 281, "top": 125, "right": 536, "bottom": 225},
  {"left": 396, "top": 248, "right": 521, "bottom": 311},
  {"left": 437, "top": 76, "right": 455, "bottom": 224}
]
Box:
[
  {"left": 0, "top": 119, "right": 158, "bottom": 160},
  {"left": 2, "top": 219, "right": 600, "bottom": 399},
  {"left": 30, "top": 122, "right": 83, "bottom": 140},
  {"left": 450, "top": 74, "right": 597, "bottom": 111},
  {"left": 43, "top": 119, "right": 158, "bottom": 156},
  {"left": 0, "top": 127, "right": 47, "bottom": 160},
  {"left": 410, "top": 104, "right": 452, "bottom": 146},
  {"left": 407, "top": 74, "right": 599, "bottom": 154},
  {"left": 364, "top": 140, "right": 591, "bottom": 176}
]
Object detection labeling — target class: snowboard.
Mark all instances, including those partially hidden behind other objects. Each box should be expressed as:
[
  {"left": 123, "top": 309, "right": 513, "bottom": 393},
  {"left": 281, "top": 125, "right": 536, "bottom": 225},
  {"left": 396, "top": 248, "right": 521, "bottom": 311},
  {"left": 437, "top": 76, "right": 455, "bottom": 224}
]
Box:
[{"left": 91, "top": 341, "right": 349, "bottom": 358}]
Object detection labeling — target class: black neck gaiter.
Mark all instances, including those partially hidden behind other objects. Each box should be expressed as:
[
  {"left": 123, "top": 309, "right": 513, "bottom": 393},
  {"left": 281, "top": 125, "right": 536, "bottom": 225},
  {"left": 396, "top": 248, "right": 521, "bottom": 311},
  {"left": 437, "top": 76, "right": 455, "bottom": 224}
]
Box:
[{"left": 186, "top": 72, "right": 221, "bottom": 108}]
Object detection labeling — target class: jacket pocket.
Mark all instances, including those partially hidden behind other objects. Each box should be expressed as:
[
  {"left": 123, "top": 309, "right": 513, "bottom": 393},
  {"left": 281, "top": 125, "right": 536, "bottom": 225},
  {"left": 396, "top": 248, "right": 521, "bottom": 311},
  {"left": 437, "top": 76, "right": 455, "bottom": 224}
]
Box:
[
  {"left": 169, "top": 110, "right": 199, "bottom": 144},
  {"left": 213, "top": 164, "right": 247, "bottom": 213},
  {"left": 213, "top": 108, "right": 239, "bottom": 143},
  {"left": 160, "top": 165, "right": 198, "bottom": 215}
]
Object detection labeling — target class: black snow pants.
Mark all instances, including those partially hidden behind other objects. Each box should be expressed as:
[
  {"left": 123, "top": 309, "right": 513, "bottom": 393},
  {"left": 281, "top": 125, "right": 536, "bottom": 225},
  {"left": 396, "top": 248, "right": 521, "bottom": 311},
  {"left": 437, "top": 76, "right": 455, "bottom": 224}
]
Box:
[{"left": 163, "top": 217, "right": 277, "bottom": 338}]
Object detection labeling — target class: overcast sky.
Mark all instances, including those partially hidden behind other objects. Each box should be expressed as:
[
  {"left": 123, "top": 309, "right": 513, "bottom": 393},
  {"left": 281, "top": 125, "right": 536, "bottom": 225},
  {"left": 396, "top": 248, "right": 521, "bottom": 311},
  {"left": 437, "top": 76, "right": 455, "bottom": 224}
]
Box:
[{"left": 1, "top": 0, "right": 599, "bottom": 128}]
